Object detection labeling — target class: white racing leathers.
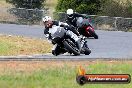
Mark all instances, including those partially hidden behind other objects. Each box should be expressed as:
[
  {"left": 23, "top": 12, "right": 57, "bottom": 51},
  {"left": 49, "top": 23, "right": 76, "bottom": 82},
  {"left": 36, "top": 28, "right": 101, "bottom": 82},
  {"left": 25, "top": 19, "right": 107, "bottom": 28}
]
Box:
[{"left": 44, "top": 23, "right": 80, "bottom": 55}]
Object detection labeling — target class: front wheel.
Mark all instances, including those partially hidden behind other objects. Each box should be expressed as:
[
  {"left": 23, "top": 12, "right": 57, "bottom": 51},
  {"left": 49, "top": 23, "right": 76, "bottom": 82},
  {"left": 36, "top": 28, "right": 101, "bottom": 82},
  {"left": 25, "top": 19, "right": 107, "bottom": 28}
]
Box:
[
  {"left": 63, "top": 40, "right": 80, "bottom": 56},
  {"left": 88, "top": 29, "right": 98, "bottom": 39},
  {"left": 84, "top": 48, "right": 91, "bottom": 55}
]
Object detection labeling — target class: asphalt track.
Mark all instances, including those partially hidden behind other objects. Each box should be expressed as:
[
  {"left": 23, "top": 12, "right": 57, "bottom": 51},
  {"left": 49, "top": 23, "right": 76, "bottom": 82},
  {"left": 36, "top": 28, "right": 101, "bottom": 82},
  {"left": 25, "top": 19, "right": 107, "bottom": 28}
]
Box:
[{"left": 0, "top": 23, "right": 132, "bottom": 60}]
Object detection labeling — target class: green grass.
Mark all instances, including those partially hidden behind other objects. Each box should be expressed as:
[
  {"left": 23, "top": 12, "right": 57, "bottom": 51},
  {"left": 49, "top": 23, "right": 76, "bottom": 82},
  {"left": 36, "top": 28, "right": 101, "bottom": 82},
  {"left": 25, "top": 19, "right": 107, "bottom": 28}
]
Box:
[
  {"left": 0, "top": 37, "right": 15, "bottom": 55},
  {"left": 128, "top": 29, "right": 132, "bottom": 32},
  {"left": 0, "top": 0, "right": 12, "bottom": 8},
  {"left": 0, "top": 61, "right": 131, "bottom": 88},
  {"left": 45, "top": 0, "right": 58, "bottom": 17},
  {"left": 0, "top": 35, "right": 52, "bottom": 56},
  {"left": 0, "top": 41, "right": 14, "bottom": 55}
]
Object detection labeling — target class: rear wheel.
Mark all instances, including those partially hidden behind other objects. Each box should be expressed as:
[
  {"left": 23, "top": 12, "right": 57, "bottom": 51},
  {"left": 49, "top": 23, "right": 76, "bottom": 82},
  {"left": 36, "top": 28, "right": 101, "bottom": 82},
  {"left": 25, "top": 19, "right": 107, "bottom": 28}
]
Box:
[{"left": 63, "top": 40, "right": 80, "bottom": 56}]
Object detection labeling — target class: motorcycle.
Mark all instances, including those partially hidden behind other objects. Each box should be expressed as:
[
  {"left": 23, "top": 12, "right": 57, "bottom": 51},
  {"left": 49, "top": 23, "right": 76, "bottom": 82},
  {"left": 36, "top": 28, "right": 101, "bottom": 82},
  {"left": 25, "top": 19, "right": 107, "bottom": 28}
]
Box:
[
  {"left": 76, "top": 17, "right": 98, "bottom": 39},
  {"left": 51, "top": 26, "right": 91, "bottom": 56}
]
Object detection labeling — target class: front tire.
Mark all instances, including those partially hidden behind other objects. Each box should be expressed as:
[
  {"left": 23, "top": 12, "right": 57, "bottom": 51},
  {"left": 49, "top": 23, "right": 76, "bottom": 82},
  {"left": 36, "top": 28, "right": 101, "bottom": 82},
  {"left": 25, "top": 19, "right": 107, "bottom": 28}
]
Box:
[
  {"left": 63, "top": 40, "right": 80, "bottom": 56},
  {"left": 88, "top": 29, "right": 98, "bottom": 39},
  {"left": 84, "top": 48, "right": 91, "bottom": 55}
]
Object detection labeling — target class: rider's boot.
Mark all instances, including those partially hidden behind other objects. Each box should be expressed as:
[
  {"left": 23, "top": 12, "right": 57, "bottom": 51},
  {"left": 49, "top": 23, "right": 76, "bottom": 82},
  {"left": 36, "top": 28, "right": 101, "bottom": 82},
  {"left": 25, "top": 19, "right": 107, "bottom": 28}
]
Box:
[
  {"left": 75, "top": 40, "right": 81, "bottom": 50},
  {"left": 83, "top": 41, "right": 89, "bottom": 49}
]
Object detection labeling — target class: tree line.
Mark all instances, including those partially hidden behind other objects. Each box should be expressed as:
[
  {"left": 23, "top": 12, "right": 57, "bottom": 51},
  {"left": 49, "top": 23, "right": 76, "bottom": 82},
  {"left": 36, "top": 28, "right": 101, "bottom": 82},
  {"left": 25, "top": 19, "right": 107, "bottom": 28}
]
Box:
[
  {"left": 6, "top": 0, "right": 132, "bottom": 18},
  {"left": 6, "top": 0, "right": 46, "bottom": 9},
  {"left": 56, "top": 0, "right": 132, "bottom": 18}
]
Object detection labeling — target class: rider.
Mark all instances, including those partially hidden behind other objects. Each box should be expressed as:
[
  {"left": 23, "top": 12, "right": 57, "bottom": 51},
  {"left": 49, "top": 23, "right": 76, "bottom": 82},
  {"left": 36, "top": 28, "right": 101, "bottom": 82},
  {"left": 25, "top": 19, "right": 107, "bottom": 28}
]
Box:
[
  {"left": 42, "top": 16, "right": 81, "bottom": 56},
  {"left": 66, "top": 9, "right": 89, "bottom": 48},
  {"left": 66, "top": 9, "right": 88, "bottom": 28}
]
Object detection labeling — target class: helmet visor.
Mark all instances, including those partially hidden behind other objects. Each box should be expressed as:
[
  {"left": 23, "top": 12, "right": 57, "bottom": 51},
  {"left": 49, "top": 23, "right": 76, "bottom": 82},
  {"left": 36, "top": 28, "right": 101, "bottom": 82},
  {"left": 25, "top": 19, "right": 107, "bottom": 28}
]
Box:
[{"left": 44, "top": 20, "right": 53, "bottom": 28}]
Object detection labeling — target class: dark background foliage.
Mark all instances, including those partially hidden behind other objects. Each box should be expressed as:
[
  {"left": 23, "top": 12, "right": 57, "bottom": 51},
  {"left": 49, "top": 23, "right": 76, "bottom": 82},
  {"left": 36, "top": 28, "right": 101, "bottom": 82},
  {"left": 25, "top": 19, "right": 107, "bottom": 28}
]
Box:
[
  {"left": 6, "top": 0, "right": 46, "bottom": 9},
  {"left": 56, "top": 0, "right": 132, "bottom": 17}
]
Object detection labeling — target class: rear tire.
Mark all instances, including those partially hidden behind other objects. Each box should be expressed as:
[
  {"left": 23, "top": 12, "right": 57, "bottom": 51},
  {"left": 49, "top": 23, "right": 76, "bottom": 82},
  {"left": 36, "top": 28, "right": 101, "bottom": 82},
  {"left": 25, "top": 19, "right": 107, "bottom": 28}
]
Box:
[{"left": 63, "top": 40, "right": 80, "bottom": 56}]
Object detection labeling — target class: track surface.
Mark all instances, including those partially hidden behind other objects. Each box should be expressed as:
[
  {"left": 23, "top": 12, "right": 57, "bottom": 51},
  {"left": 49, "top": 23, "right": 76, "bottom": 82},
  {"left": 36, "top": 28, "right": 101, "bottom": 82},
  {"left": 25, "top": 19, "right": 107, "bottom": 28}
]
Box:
[{"left": 0, "top": 23, "right": 132, "bottom": 59}]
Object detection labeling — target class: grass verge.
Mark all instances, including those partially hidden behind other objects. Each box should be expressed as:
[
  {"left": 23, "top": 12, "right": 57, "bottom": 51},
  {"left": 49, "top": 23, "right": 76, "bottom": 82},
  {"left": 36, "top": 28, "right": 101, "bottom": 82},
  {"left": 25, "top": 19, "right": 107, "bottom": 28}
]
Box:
[
  {"left": 0, "top": 0, "right": 12, "bottom": 8},
  {"left": 0, "top": 34, "right": 52, "bottom": 56},
  {"left": 45, "top": 0, "right": 58, "bottom": 17},
  {"left": 0, "top": 60, "right": 131, "bottom": 88}
]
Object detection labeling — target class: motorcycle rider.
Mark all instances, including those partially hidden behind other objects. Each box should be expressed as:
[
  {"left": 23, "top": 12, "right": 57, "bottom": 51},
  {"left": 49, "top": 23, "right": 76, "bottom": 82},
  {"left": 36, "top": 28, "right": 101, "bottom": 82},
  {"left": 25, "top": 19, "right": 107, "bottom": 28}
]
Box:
[
  {"left": 66, "top": 9, "right": 90, "bottom": 48},
  {"left": 66, "top": 9, "right": 98, "bottom": 39},
  {"left": 66, "top": 9, "right": 88, "bottom": 28},
  {"left": 42, "top": 16, "right": 81, "bottom": 56}
]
